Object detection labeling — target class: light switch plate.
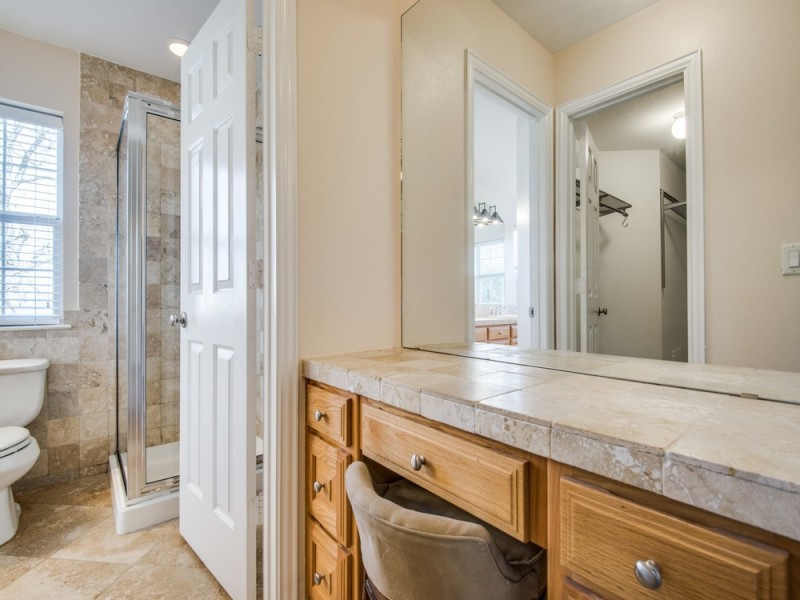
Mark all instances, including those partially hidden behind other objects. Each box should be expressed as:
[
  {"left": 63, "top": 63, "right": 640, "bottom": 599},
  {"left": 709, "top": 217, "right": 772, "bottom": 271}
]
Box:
[{"left": 781, "top": 243, "right": 800, "bottom": 275}]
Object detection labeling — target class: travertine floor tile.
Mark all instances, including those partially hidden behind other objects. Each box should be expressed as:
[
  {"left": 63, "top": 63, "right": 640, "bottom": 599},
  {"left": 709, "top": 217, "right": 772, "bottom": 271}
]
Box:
[
  {"left": 96, "top": 564, "right": 229, "bottom": 600},
  {"left": 14, "top": 474, "right": 111, "bottom": 508},
  {"left": 53, "top": 516, "right": 167, "bottom": 564},
  {"left": 0, "top": 555, "right": 43, "bottom": 590},
  {"left": 137, "top": 519, "right": 204, "bottom": 569},
  {"left": 0, "top": 504, "right": 108, "bottom": 558},
  {"left": 0, "top": 558, "right": 128, "bottom": 600}
]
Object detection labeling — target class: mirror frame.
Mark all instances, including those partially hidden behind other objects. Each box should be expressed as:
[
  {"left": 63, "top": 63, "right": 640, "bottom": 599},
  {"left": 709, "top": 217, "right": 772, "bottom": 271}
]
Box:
[{"left": 554, "top": 50, "right": 706, "bottom": 362}]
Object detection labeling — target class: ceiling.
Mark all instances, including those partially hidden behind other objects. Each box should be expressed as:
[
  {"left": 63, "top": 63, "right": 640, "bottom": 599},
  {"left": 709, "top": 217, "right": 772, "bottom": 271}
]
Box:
[
  {"left": 492, "top": 0, "right": 662, "bottom": 53},
  {"left": 0, "top": 0, "right": 219, "bottom": 82},
  {"left": 0, "top": 0, "right": 665, "bottom": 83},
  {"left": 580, "top": 82, "right": 686, "bottom": 170}
]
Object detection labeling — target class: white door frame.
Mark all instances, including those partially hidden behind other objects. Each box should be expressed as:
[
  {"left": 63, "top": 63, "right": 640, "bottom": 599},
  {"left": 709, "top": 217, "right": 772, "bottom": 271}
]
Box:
[
  {"left": 555, "top": 50, "right": 705, "bottom": 363},
  {"left": 465, "top": 50, "right": 553, "bottom": 349},
  {"left": 261, "top": 0, "right": 300, "bottom": 598}
]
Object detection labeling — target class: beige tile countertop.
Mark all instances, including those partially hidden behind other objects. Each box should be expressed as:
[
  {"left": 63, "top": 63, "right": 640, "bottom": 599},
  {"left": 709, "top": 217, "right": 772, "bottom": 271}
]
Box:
[{"left": 303, "top": 347, "right": 800, "bottom": 542}]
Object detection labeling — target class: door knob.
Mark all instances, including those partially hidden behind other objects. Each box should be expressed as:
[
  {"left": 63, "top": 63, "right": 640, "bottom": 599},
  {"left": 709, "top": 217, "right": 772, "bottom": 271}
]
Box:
[
  {"left": 313, "top": 410, "right": 325, "bottom": 422},
  {"left": 312, "top": 572, "right": 325, "bottom": 586},
  {"left": 597, "top": 307, "right": 608, "bottom": 316},
  {"left": 169, "top": 312, "right": 188, "bottom": 327},
  {"left": 313, "top": 481, "right": 324, "bottom": 494}
]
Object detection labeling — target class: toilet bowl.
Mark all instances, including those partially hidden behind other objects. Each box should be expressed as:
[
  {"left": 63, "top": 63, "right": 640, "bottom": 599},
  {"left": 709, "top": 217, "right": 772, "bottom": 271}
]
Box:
[{"left": 0, "top": 358, "right": 49, "bottom": 545}]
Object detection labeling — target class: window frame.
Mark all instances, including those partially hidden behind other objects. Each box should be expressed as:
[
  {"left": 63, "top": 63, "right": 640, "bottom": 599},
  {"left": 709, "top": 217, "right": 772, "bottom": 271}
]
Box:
[{"left": 0, "top": 99, "right": 64, "bottom": 327}]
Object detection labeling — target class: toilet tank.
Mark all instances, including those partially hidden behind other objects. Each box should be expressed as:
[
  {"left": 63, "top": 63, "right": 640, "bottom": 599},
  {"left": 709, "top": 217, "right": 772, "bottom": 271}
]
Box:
[{"left": 0, "top": 358, "right": 49, "bottom": 427}]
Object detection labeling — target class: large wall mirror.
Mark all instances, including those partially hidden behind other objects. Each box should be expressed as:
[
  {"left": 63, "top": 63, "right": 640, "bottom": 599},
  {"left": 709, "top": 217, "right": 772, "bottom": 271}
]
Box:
[{"left": 401, "top": 0, "right": 800, "bottom": 375}]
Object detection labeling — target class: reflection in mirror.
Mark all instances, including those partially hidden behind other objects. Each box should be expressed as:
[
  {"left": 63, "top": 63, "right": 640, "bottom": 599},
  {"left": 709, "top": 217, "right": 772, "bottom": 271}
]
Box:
[
  {"left": 572, "top": 81, "right": 688, "bottom": 362},
  {"left": 403, "top": 0, "right": 800, "bottom": 386}
]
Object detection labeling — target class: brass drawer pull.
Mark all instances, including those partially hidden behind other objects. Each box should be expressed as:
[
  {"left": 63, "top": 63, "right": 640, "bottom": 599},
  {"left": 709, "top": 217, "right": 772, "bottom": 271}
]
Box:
[
  {"left": 313, "top": 410, "right": 326, "bottom": 422},
  {"left": 313, "top": 572, "right": 325, "bottom": 586},
  {"left": 410, "top": 454, "right": 426, "bottom": 471},
  {"left": 634, "top": 559, "right": 662, "bottom": 590},
  {"left": 313, "top": 480, "right": 324, "bottom": 494}
]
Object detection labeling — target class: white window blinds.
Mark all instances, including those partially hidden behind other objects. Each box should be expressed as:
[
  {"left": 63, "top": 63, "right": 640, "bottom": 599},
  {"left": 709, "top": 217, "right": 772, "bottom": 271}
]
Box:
[
  {"left": 475, "top": 240, "right": 505, "bottom": 305},
  {"left": 0, "top": 100, "right": 64, "bottom": 326}
]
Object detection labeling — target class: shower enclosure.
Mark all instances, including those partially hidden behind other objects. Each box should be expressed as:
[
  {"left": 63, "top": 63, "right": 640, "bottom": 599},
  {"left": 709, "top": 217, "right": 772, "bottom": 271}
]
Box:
[{"left": 114, "top": 93, "right": 182, "bottom": 510}]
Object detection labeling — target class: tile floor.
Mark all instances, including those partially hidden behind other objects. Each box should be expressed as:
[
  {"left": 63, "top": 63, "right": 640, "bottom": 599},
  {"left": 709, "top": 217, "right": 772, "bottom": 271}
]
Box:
[{"left": 0, "top": 475, "right": 235, "bottom": 599}]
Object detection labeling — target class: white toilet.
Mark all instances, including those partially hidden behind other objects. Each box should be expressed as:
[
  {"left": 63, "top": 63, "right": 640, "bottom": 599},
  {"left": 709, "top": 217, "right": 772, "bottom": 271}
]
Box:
[{"left": 0, "top": 358, "right": 49, "bottom": 545}]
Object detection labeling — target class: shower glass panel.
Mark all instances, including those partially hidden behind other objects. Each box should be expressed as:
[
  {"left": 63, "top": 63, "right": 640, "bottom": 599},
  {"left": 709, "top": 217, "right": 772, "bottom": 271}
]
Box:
[{"left": 115, "top": 93, "right": 181, "bottom": 501}]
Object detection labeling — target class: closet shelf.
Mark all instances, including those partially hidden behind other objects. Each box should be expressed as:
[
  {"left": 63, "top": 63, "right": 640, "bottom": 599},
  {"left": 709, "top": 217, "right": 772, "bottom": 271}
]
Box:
[{"left": 575, "top": 180, "right": 632, "bottom": 217}]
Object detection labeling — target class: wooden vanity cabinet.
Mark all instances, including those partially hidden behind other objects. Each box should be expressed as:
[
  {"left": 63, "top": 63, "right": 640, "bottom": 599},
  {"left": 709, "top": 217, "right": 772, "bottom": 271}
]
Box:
[
  {"left": 474, "top": 323, "right": 518, "bottom": 345},
  {"left": 549, "top": 462, "right": 793, "bottom": 600},
  {"left": 305, "top": 382, "right": 361, "bottom": 600},
  {"left": 304, "top": 380, "right": 796, "bottom": 599}
]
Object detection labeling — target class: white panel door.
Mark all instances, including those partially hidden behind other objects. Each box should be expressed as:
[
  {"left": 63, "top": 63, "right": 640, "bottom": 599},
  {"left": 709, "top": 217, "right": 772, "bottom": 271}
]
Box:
[
  {"left": 179, "top": 0, "right": 256, "bottom": 597},
  {"left": 579, "top": 123, "right": 601, "bottom": 353}
]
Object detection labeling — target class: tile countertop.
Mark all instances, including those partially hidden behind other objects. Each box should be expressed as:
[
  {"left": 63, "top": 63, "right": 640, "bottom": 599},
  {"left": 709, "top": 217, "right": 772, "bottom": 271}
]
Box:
[{"left": 303, "top": 347, "right": 800, "bottom": 543}]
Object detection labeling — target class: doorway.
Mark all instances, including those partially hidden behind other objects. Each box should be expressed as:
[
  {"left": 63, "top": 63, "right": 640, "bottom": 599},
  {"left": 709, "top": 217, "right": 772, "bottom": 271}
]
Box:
[{"left": 555, "top": 51, "right": 705, "bottom": 363}]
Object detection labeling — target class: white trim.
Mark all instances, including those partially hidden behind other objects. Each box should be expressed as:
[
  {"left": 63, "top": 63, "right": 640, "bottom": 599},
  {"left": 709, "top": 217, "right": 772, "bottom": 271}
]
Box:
[
  {"left": 262, "top": 0, "right": 299, "bottom": 598},
  {"left": 555, "top": 50, "right": 705, "bottom": 362},
  {"left": 0, "top": 324, "right": 71, "bottom": 333},
  {"left": 465, "top": 50, "right": 553, "bottom": 349}
]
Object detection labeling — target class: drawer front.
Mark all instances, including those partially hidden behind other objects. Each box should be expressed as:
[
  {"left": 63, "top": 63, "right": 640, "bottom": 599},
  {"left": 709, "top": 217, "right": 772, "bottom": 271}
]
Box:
[
  {"left": 474, "top": 326, "right": 488, "bottom": 342},
  {"left": 560, "top": 477, "right": 788, "bottom": 600},
  {"left": 308, "top": 520, "right": 352, "bottom": 600},
  {"left": 307, "top": 383, "right": 353, "bottom": 447},
  {"left": 487, "top": 325, "right": 510, "bottom": 340},
  {"left": 308, "top": 434, "right": 351, "bottom": 546},
  {"left": 511, "top": 325, "right": 518, "bottom": 339},
  {"left": 361, "top": 402, "right": 528, "bottom": 540},
  {"left": 564, "top": 579, "right": 605, "bottom": 600}
]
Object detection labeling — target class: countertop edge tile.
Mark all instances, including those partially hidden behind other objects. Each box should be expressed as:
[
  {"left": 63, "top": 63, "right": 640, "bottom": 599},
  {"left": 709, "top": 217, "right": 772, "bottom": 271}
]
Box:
[{"left": 663, "top": 458, "right": 800, "bottom": 541}]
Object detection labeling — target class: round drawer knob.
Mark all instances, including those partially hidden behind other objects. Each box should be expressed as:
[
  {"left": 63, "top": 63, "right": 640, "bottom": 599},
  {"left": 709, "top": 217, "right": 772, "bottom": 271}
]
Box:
[
  {"left": 313, "top": 410, "right": 325, "bottom": 422},
  {"left": 634, "top": 559, "right": 662, "bottom": 590},
  {"left": 410, "top": 454, "right": 426, "bottom": 471},
  {"left": 313, "top": 572, "right": 325, "bottom": 586},
  {"left": 313, "top": 480, "right": 324, "bottom": 494}
]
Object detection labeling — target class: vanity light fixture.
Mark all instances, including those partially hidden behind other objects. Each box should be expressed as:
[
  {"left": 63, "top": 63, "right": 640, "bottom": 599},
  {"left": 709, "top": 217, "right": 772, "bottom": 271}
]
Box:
[
  {"left": 473, "top": 202, "right": 503, "bottom": 227},
  {"left": 671, "top": 112, "right": 686, "bottom": 140},
  {"left": 169, "top": 40, "right": 189, "bottom": 58}
]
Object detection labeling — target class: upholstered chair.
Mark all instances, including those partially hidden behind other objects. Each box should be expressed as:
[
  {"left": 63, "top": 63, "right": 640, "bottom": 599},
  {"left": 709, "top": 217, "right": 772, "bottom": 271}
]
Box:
[{"left": 344, "top": 461, "right": 546, "bottom": 600}]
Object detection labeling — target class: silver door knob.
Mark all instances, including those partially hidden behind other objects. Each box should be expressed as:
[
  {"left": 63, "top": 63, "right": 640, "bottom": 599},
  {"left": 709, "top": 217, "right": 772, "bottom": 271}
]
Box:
[
  {"left": 312, "top": 572, "right": 324, "bottom": 586},
  {"left": 634, "top": 559, "right": 662, "bottom": 590},
  {"left": 169, "top": 312, "right": 188, "bottom": 327},
  {"left": 410, "top": 454, "right": 426, "bottom": 471},
  {"left": 313, "top": 481, "right": 324, "bottom": 494},
  {"left": 313, "top": 410, "right": 325, "bottom": 422}
]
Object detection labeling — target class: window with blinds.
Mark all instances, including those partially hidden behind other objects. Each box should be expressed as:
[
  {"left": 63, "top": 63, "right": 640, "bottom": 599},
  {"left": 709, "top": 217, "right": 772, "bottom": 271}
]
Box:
[
  {"left": 0, "top": 101, "right": 63, "bottom": 326},
  {"left": 475, "top": 240, "right": 505, "bottom": 305}
]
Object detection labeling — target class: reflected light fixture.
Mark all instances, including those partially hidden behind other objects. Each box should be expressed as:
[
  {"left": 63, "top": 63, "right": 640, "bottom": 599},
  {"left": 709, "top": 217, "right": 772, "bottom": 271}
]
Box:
[
  {"left": 671, "top": 112, "right": 686, "bottom": 139},
  {"left": 473, "top": 202, "right": 503, "bottom": 227},
  {"left": 169, "top": 40, "right": 189, "bottom": 58}
]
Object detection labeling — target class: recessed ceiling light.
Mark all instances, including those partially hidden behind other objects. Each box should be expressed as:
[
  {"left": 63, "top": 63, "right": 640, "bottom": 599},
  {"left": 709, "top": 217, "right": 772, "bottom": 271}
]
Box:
[
  {"left": 169, "top": 40, "right": 189, "bottom": 58},
  {"left": 671, "top": 112, "right": 686, "bottom": 140}
]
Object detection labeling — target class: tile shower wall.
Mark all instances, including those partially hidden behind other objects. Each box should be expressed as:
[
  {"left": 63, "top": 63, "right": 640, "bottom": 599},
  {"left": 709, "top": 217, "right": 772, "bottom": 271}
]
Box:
[{"left": 0, "top": 55, "right": 179, "bottom": 489}]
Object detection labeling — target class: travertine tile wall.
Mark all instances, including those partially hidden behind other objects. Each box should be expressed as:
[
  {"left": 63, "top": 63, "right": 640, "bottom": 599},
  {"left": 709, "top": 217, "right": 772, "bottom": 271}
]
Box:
[{"left": 0, "top": 55, "right": 179, "bottom": 489}]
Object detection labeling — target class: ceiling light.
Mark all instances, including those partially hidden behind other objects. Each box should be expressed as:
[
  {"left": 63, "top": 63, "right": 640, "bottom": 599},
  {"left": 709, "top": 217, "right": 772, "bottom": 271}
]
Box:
[
  {"left": 169, "top": 40, "right": 189, "bottom": 58},
  {"left": 671, "top": 112, "right": 686, "bottom": 140}
]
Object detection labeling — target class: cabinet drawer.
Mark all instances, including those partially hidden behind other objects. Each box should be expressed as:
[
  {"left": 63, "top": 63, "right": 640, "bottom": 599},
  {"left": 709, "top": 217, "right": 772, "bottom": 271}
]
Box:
[
  {"left": 307, "top": 383, "right": 353, "bottom": 447},
  {"left": 308, "top": 434, "right": 351, "bottom": 546},
  {"left": 474, "top": 326, "right": 488, "bottom": 342},
  {"left": 307, "top": 520, "right": 352, "bottom": 600},
  {"left": 564, "top": 579, "right": 604, "bottom": 599},
  {"left": 487, "top": 325, "right": 510, "bottom": 340},
  {"left": 511, "top": 325, "right": 518, "bottom": 339},
  {"left": 560, "top": 477, "right": 788, "bottom": 600},
  {"left": 361, "top": 402, "right": 528, "bottom": 540}
]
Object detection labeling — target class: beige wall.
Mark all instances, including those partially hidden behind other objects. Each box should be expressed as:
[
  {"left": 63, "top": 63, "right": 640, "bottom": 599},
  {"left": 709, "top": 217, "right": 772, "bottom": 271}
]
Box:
[
  {"left": 0, "top": 29, "right": 79, "bottom": 310},
  {"left": 556, "top": 0, "right": 800, "bottom": 371},
  {"left": 401, "top": 0, "right": 553, "bottom": 347},
  {"left": 297, "top": 0, "right": 401, "bottom": 358}
]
